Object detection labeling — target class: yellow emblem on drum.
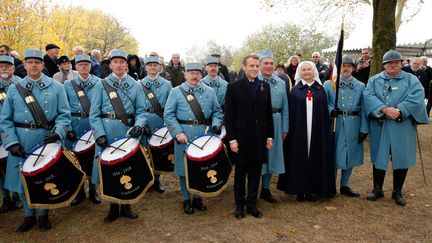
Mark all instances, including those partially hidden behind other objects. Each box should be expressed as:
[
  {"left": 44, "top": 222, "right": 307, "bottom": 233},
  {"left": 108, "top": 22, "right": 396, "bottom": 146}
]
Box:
[
  {"left": 120, "top": 175, "right": 132, "bottom": 190},
  {"left": 77, "top": 91, "right": 85, "bottom": 97},
  {"left": 147, "top": 93, "right": 154, "bottom": 99},
  {"left": 168, "top": 154, "right": 175, "bottom": 164},
  {"left": 207, "top": 170, "right": 217, "bottom": 184},
  {"left": 109, "top": 91, "right": 117, "bottom": 99},
  {"left": 186, "top": 94, "right": 194, "bottom": 101},
  {"left": 25, "top": 95, "right": 35, "bottom": 104},
  {"left": 44, "top": 183, "right": 59, "bottom": 195}
]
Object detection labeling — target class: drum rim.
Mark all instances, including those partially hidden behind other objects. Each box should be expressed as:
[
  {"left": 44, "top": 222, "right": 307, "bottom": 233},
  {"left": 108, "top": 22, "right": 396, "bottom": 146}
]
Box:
[
  {"left": 99, "top": 137, "right": 140, "bottom": 165},
  {"left": 21, "top": 143, "right": 63, "bottom": 176},
  {"left": 148, "top": 138, "right": 174, "bottom": 149},
  {"left": 185, "top": 134, "right": 223, "bottom": 161},
  {"left": 72, "top": 129, "right": 95, "bottom": 154}
]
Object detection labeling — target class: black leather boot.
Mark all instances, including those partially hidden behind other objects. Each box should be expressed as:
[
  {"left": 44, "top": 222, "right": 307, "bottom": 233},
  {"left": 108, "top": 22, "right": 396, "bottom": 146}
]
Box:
[
  {"left": 12, "top": 196, "right": 23, "bottom": 210},
  {"left": 16, "top": 216, "right": 36, "bottom": 233},
  {"left": 71, "top": 186, "right": 86, "bottom": 207},
  {"left": 392, "top": 169, "right": 408, "bottom": 207},
  {"left": 234, "top": 204, "right": 245, "bottom": 219},
  {"left": 367, "top": 166, "right": 385, "bottom": 201},
  {"left": 151, "top": 179, "right": 165, "bottom": 193},
  {"left": 183, "top": 200, "right": 194, "bottom": 215},
  {"left": 104, "top": 203, "right": 119, "bottom": 222},
  {"left": 340, "top": 186, "right": 360, "bottom": 197},
  {"left": 89, "top": 186, "right": 101, "bottom": 204},
  {"left": 260, "top": 188, "right": 277, "bottom": 203},
  {"left": 120, "top": 204, "right": 138, "bottom": 219},
  {"left": 38, "top": 215, "right": 52, "bottom": 231},
  {"left": 192, "top": 197, "right": 207, "bottom": 211},
  {"left": 0, "top": 197, "right": 12, "bottom": 213},
  {"left": 246, "top": 206, "right": 263, "bottom": 218}
]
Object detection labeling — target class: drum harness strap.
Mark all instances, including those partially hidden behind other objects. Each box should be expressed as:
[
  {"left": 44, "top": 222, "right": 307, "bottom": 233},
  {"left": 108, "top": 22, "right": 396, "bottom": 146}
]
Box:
[
  {"left": 102, "top": 79, "right": 134, "bottom": 127},
  {"left": 179, "top": 87, "right": 210, "bottom": 126},
  {"left": 71, "top": 79, "right": 91, "bottom": 117},
  {"left": 141, "top": 83, "right": 164, "bottom": 118},
  {"left": 15, "top": 83, "right": 54, "bottom": 130}
]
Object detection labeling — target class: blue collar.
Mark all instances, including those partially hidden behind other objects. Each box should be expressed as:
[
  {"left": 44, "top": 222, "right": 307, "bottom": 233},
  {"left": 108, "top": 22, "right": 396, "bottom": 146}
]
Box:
[
  {"left": 106, "top": 74, "right": 134, "bottom": 90},
  {"left": 181, "top": 81, "right": 206, "bottom": 94},
  {"left": 21, "top": 75, "right": 51, "bottom": 90},
  {"left": 74, "top": 75, "right": 96, "bottom": 88},
  {"left": 141, "top": 75, "right": 162, "bottom": 88},
  {"left": 202, "top": 75, "right": 221, "bottom": 87}
]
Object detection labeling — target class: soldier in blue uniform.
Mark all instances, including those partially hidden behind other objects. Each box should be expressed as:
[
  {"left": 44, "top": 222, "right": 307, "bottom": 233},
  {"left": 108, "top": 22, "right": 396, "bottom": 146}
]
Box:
[
  {"left": 63, "top": 54, "right": 101, "bottom": 206},
  {"left": 139, "top": 56, "right": 172, "bottom": 193},
  {"left": 323, "top": 55, "right": 368, "bottom": 197},
  {"left": 0, "top": 49, "right": 71, "bottom": 232},
  {"left": 257, "top": 49, "right": 289, "bottom": 203},
  {"left": 0, "top": 55, "right": 23, "bottom": 213},
  {"left": 164, "top": 62, "right": 223, "bottom": 215},
  {"left": 364, "top": 50, "right": 428, "bottom": 206},
  {"left": 89, "top": 49, "right": 148, "bottom": 222},
  {"left": 201, "top": 56, "right": 228, "bottom": 108}
]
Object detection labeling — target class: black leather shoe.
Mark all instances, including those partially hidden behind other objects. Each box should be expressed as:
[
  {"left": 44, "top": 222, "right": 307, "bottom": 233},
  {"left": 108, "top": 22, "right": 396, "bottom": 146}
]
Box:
[
  {"left": 16, "top": 216, "right": 36, "bottom": 233},
  {"left": 234, "top": 207, "right": 245, "bottom": 219},
  {"left": 89, "top": 187, "right": 101, "bottom": 204},
  {"left": 151, "top": 181, "right": 165, "bottom": 193},
  {"left": 340, "top": 186, "right": 360, "bottom": 197},
  {"left": 367, "top": 188, "right": 384, "bottom": 201},
  {"left": 12, "top": 197, "right": 23, "bottom": 210},
  {"left": 0, "top": 197, "right": 12, "bottom": 213},
  {"left": 260, "top": 189, "right": 277, "bottom": 203},
  {"left": 392, "top": 191, "right": 406, "bottom": 207},
  {"left": 296, "top": 194, "right": 305, "bottom": 202},
  {"left": 120, "top": 204, "right": 138, "bottom": 219},
  {"left": 71, "top": 187, "right": 86, "bottom": 207},
  {"left": 104, "top": 204, "right": 119, "bottom": 223},
  {"left": 183, "top": 200, "right": 194, "bottom": 215},
  {"left": 38, "top": 216, "right": 52, "bottom": 231},
  {"left": 192, "top": 198, "right": 207, "bottom": 211},
  {"left": 246, "top": 207, "right": 263, "bottom": 218}
]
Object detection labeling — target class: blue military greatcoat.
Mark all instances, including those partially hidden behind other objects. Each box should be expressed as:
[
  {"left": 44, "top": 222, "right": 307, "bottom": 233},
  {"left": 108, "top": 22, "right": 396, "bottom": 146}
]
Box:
[
  {"left": 139, "top": 75, "right": 172, "bottom": 147},
  {"left": 259, "top": 73, "right": 289, "bottom": 175},
  {"left": 324, "top": 76, "right": 368, "bottom": 169},
  {"left": 0, "top": 75, "right": 71, "bottom": 193},
  {"left": 89, "top": 74, "right": 147, "bottom": 183},
  {"left": 363, "top": 70, "right": 428, "bottom": 170},
  {"left": 164, "top": 81, "right": 223, "bottom": 176}
]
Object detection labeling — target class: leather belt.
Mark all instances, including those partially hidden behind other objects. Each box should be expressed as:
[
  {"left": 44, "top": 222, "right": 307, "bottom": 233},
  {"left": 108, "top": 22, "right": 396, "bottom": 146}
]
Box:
[
  {"left": 337, "top": 110, "right": 360, "bottom": 116},
  {"left": 178, "top": 119, "right": 211, "bottom": 125},
  {"left": 14, "top": 121, "right": 55, "bottom": 130},
  {"left": 71, "top": 112, "right": 89, "bottom": 118},
  {"left": 146, "top": 108, "right": 164, "bottom": 113},
  {"left": 272, "top": 108, "right": 282, "bottom": 113}
]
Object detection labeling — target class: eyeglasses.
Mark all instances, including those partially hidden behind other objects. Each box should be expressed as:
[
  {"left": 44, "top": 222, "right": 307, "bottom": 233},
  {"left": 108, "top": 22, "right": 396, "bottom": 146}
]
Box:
[{"left": 312, "top": 56, "right": 319, "bottom": 58}]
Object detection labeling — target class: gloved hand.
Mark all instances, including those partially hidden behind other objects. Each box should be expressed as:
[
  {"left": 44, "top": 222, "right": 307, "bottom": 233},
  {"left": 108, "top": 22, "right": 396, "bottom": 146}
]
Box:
[
  {"left": 66, "top": 131, "right": 78, "bottom": 142},
  {"left": 44, "top": 133, "right": 60, "bottom": 144},
  {"left": 8, "top": 144, "right": 26, "bottom": 157},
  {"left": 141, "top": 124, "right": 151, "bottom": 136},
  {"left": 129, "top": 126, "right": 143, "bottom": 138},
  {"left": 211, "top": 126, "right": 222, "bottom": 135},
  {"left": 96, "top": 136, "right": 108, "bottom": 148},
  {"left": 358, "top": 133, "right": 368, "bottom": 144},
  {"left": 330, "top": 109, "right": 339, "bottom": 119}
]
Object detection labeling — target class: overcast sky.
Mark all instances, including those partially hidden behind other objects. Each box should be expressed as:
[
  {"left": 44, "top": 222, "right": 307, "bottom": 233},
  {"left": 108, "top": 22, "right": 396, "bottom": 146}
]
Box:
[{"left": 58, "top": 0, "right": 431, "bottom": 59}]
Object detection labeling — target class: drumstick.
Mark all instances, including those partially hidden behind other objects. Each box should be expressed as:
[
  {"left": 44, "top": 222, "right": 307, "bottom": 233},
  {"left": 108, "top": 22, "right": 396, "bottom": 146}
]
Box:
[
  {"left": 33, "top": 144, "right": 47, "bottom": 167},
  {"left": 189, "top": 141, "right": 203, "bottom": 150},
  {"left": 26, "top": 153, "right": 45, "bottom": 157},
  {"left": 107, "top": 145, "right": 126, "bottom": 153},
  {"left": 200, "top": 135, "right": 214, "bottom": 150},
  {"left": 160, "top": 129, "right": 170, "bottom": 144},
  {"left": 151, "top": 133, "right": 165, "bottom": 139},
  {"left": 110, "top": 137, "right": 131, "bottom": 154}
]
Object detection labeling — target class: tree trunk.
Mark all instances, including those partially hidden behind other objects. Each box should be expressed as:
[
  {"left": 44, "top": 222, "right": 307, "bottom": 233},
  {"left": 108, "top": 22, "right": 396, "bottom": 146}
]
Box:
[{"left": 371, "top": 0, "right": 397, "bottom": 77}]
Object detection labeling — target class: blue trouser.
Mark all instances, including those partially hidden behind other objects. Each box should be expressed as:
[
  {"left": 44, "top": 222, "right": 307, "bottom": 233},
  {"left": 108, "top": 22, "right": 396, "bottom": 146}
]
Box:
[
  {"left": 179, "top": 176, "right": 200, "bottom": 201},
  {"left": 21, "top": 193, "right": 47, "bottom": 217},
  {"left": 261, "top": 174, "right": 272, "bottom": 189},
  {"left": 336, "top": 168, "right": 353, "bottom": 187}
]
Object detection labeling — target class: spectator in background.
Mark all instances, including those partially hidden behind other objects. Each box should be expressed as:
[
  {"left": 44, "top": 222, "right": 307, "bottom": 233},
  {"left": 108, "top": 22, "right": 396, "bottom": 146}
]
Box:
[
  {"left": 90, "top": 49, "right": 102, "bottom": 77},
  {"left": 353, "top": 48, "right": 372, "bottom": 85},
  {"left": 43, "top": 44, "right": 60, "bottom": 77},
  {"left": 402, "top": 57, "right": 428, "bottom": 98},
  {"left": 127, "top": 54, "right": 142, "bottom": 80},
  {"left": 0, "top": 45, "right": 23, "bottom": 67},
  {"left": 275, "top": 63, "right": 290, "bottom": 83},
  {"left": 402, "top": 58, "right": 410, "bottom": 67},
  {"left": 52, "top": 55, "right": 78, "bottom": 84},
  {"left": 311, "top": 52, "right": 328, "bottom": 83},
  {"left": 71, "top": 46, "right": 85, "bottom": 70},
  {"left": 286, "top": 55, "right": 299, "bottom": 87},
  {"left": 165, "top": 53, "right": 185, "bottom": 87}
]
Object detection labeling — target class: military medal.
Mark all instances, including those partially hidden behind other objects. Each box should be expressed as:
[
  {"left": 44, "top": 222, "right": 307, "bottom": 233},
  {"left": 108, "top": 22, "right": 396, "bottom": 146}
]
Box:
[
  {"left": 147, "top": 93, "right": 154, "bottom": 99},
  {"left": 0, "top": 92, "right": 6, "bottom": 101},
  {"left": 25, "top": 95, "right": 35, "bottom": 104},
  {"left": 109, "top": 91, "right": 117, "bottom": 99},
  {"left": 187, "top": 94, "right": 194, "bottom": 101},
  {"left": 77, "top": 91, "right": 85, "bottom": 97}
]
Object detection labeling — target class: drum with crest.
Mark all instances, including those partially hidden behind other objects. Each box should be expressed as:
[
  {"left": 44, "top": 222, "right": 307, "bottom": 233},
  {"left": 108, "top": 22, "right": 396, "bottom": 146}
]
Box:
[
  {"left": 184, "top": 134, "right": 232, "bottom": 197},
  {"left": 21, "top": 142, "right": 86, "bottom": 209},
  {"left": 0, "top": 143, "right": 8, "bottom": 178},
  {"left": 99, "top": 137, "right": 154, "bottom": 204},
  {"left": 147, "top": 127, "right": 174, "bottom": 172},
  {"left": 72, "top": 130, "right": 95, "bottom": 176}
]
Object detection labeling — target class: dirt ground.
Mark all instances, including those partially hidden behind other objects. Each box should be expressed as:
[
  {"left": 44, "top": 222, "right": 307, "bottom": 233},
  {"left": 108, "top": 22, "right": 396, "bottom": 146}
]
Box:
[{"left": 0, "top": 123, "right": 431, "bottom": 242}]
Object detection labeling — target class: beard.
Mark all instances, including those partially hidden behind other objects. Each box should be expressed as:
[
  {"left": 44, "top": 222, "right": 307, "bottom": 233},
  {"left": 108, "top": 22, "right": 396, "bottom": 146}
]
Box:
[{"left": 0, "top": 72, "right": 10, "bottom": 80}]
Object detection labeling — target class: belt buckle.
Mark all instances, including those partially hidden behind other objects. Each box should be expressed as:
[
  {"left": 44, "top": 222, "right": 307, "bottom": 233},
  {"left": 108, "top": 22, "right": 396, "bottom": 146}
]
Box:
[
  {"left": 148, "top": 108, "right": 154, "bottom": 113},
  {"left": 30, "top": 123, "right": 37, "bottom": 129},
  {"left": 80, "top": 112, "right": 87, "bottom": 117},
  {"left": 342, "top": 110, "right": 348, "bottom": 116},
  {"left": 109, "top": 113, "right": 116, "bottom": 119},
  {"left": 192, "top": 120, "right": 199, "bottom": 125}
]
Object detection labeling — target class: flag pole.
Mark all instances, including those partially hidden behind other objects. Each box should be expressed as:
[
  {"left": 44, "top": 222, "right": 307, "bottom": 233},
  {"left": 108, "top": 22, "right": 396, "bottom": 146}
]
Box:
[{"left": 332, "top": 21, "right": 345, "bottom": 133}]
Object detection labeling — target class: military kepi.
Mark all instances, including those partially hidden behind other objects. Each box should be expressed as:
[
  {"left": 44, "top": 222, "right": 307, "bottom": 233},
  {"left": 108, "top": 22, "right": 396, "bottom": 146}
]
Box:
[
  {"left": 24, "top": 49, "right": 44, "bottom": 61},
  {"left": 259, "top": 48, "right": 274, "bottom": 60},
  {"left": 145, "top": 56, "right": 160, "bottom": 65},
  {"left": 110, "top": 49, "right": 127, "bottom": 61},
  {"left": 0, "top": 55, "right": 14, "bottom": 65},
  {"left": 205, "top": 56, "right": 219, "bottom": 65},
  {"left": 185, "top": 62, "right": 202, "bottom": 72},
  {"left": 75, "top": 54, "right": 92, "bottom": 63}
]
